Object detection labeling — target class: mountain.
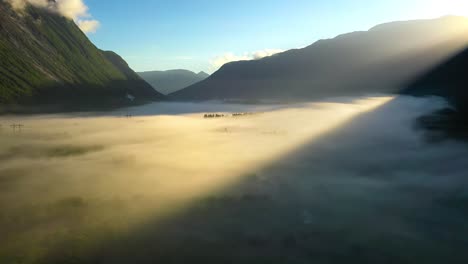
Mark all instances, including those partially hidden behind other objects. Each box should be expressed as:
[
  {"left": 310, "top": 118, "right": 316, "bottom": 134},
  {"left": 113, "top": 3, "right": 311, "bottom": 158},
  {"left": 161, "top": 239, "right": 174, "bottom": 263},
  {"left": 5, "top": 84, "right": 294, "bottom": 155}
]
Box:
[
  {"left": 0, "top": 1, "right": 163, "bottom": 110},
  {"left": 171, "top": 16, "right": 468, "bottom": 101},
  {"left": 405, "top": 46, "right": 468, "bottom": 113},
  {"left": 404, "top": 47, "right": 468, "bottom": 139},
  {"left": 138, "top": 70, "right": 209, "bottom": 95}
]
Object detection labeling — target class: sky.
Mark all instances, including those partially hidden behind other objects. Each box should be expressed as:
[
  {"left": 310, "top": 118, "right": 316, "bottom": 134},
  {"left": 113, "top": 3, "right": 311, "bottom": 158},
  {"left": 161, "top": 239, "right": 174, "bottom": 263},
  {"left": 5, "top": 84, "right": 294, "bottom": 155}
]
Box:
[{"left": 79, "top": 0, "right": 468, "bottom": 73}]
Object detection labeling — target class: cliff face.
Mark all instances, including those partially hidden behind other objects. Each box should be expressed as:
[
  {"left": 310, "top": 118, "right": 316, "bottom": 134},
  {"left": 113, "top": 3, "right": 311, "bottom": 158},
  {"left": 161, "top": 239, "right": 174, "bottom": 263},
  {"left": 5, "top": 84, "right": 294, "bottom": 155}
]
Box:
[{"left": 0, "top": 1, "right": 163, "bottom": 109}]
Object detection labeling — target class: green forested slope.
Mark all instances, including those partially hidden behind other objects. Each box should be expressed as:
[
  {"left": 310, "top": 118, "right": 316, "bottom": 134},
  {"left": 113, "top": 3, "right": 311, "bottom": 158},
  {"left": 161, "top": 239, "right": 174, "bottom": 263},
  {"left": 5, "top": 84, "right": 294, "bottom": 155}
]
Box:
[{"left": 0, "top": 1, "right": 163, "bottom": 108}]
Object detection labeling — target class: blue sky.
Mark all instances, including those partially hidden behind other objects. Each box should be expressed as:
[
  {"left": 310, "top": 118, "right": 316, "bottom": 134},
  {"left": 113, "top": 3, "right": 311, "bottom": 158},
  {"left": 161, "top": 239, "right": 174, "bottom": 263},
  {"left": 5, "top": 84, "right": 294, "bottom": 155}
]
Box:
[{"left": 84, "top": 0, "right": 468, "bottom": 73}]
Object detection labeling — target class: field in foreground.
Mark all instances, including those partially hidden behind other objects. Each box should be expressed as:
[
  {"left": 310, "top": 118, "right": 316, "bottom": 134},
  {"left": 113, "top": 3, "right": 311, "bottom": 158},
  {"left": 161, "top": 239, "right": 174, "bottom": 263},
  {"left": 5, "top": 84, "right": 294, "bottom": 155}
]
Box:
[{"left": 1, "top": 96, "right": 468, "bottom": 264}]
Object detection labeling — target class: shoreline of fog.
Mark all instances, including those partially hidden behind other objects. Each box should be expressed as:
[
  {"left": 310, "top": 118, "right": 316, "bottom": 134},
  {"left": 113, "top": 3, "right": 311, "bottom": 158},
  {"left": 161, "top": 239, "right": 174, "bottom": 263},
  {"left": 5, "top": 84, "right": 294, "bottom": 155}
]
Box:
[{"left": 109, "top": 94, "right": 404, "bottom": 117}]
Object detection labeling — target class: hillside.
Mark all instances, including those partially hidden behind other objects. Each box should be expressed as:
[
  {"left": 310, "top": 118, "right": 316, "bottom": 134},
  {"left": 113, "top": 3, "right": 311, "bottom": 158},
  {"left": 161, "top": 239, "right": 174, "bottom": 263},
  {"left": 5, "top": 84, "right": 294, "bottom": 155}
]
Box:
[
  {"left": 138, "top": 70, "right": 209, "bottom": 95},
  {"left": 0, "top": 1, "right": 163, "bottom": 110},
  {"left": 404, "top": 46, "right": 468, "bottom": 139},
  {"left": 171, "top": 16, "right": 468, "bottom": 101},
  {"left": 405, "top": 47, "right": 468, "bottom": 113}
]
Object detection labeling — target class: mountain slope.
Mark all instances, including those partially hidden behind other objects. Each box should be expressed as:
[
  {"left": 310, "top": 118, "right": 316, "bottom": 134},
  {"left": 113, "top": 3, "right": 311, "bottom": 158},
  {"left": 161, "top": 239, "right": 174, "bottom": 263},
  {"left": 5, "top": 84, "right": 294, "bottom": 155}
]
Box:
[
  {"left": 172, "top": 16, "right": 468, "bottom": 101},
  {"left": 0, "top": 1, "right": 163, "bottom": 108},
  {"left": 138, "top": 70, "right": 209, "bottom": 95},
  {"left": 404, "top": 47, "right": 468, "bottom": 138},
  {"left": 406, "top": 46, "right": 468, "bottom": 112}
]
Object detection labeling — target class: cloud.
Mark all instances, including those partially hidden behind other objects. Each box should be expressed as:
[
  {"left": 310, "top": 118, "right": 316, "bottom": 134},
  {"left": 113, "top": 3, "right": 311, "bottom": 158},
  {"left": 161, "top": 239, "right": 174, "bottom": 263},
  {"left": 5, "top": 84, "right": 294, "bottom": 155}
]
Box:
[
  {"left": 2, "top": 95, "right": 468, "bottom": 262},
  {"left": 6, "top": 0, "right": 100, "bottom": 34},
  {"left": 251, "top": 49, "right": 284, "bottom": 59},
  {"left": 210, "top": 53, "right": 251, "bottom": 70},
  {"left": 55, "top": 0, "right": 89, "bottom": 20},
  {"left": 210, "top": 49, "right": 284, "bottom": 71},
  {"left": 76, "top": 19, "right": 100, "bottom": 33}
]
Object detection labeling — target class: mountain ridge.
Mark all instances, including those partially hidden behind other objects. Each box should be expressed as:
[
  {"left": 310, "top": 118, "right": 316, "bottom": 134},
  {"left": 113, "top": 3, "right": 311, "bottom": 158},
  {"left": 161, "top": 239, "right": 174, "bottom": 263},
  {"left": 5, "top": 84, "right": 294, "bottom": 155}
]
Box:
[
  {"left": 138, "top": 69, "right": 209, "bottom": 95},
  {"left": 403, "top": 46, "right": 468, "bottom": 139},
  {"left": 0, "top": 1, "right": 163, "bottom": 111},
  {"left": 405, "top": 46, "right": 468, "bottom": 113},
  {"left": 171, "top": 16, "right": 468, "bottom": 101}
]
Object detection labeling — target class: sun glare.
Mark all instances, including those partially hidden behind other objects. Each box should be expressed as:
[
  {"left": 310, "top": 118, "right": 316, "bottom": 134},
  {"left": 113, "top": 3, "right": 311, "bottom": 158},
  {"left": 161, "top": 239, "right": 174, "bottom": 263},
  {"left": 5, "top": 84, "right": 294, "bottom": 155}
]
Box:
[{"left": 426, "top": 0, "right": 468, "bottom": 17}]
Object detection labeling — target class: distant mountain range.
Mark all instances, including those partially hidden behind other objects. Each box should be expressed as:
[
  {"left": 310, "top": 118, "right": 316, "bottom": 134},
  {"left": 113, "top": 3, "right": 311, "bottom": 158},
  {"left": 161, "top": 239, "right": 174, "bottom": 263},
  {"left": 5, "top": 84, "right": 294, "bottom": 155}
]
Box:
[
  {"left": 171, "top": 16, "right": 468, "bottom": 102},
  {"left": 138, "top": 70, "right": 209, "bottom": 95},
  {"left": 0, "top": 1, "right": 163, "bottom": 111}
]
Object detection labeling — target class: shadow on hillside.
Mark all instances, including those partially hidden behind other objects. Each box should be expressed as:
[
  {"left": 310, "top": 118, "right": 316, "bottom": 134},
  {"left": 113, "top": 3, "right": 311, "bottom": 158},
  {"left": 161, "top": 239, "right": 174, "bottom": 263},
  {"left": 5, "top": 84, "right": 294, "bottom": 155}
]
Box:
[
  {"left": 0, "top": 80, "right": 163, "bottom": 115},
  {"left": 41, "top": 97, "right": 468, "bottom": 264},
  {"left": 403, "top": 45, "right": 468, "bottom": 141}
]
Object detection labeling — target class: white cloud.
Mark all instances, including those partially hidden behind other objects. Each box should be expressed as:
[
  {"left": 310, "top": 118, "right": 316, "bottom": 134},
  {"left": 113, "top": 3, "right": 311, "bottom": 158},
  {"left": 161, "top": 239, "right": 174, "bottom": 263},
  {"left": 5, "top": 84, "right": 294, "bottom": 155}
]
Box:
[
  {"left": 252, "top": 49, "right": 284, "bottom": 59},
  {"left": 7, "top": 0, "right": 100, "bottom": 34},
  {"left": 210, "top": 53, "right": 251, "bottom": 70},
  {"left": 76, "top": 19, "right": 100, "bottom": 33},
  {"left": 55, "top": 0, "right": 88, "bottom": 20},
  {"left": 210, "top": 49, "right": 284, "bottom": 71}
]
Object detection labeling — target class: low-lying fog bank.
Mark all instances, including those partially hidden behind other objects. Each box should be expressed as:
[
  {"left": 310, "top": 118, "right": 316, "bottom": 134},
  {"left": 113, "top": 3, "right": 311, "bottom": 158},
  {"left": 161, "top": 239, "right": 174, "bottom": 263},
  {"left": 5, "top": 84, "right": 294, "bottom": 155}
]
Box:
[
  {"left": 110, "top": 100, "right": 285, "bottom": 116},
  {"left": 1, "top": 95, "right": 467, "bottom": 264}
]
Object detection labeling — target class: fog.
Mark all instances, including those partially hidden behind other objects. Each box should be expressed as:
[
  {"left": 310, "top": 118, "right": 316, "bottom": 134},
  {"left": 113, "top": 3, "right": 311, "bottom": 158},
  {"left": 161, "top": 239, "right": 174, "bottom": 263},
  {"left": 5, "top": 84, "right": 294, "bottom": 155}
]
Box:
[{"left": 1, "top": 95, "right": 467, "bottom": 263}]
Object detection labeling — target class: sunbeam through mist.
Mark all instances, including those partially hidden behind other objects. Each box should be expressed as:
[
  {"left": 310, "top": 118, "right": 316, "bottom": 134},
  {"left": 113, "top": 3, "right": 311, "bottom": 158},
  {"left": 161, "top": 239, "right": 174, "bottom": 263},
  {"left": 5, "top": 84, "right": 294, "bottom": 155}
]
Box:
[{"left": 3, "top": 95, "right": 467, "bottom": 263}]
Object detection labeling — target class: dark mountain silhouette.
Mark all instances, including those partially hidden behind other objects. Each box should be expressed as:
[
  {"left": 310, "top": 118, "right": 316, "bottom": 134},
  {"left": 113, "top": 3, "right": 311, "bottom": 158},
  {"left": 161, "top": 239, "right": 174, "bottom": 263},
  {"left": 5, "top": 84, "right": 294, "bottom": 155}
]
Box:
[
  {"left": 0, "top": 1, "right": 164, "bottom": 111},
  {"left": 138, "top": 70, "right": 209, "bottom": 95},
  {"left": 171, "top": 16, "right": 468, "bottom": 101},
  {"left": 405, "top": 47, "right": 468, "bottom": 113},
  {"left": 404, "top": 46, "right": 468, "bottom": 139}
]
